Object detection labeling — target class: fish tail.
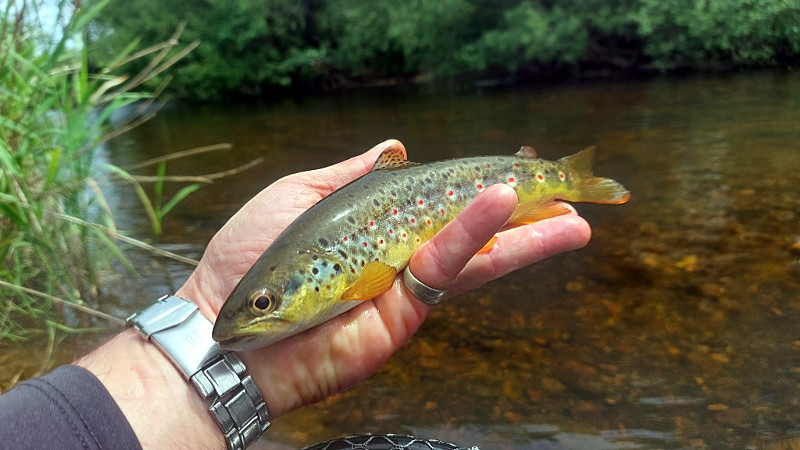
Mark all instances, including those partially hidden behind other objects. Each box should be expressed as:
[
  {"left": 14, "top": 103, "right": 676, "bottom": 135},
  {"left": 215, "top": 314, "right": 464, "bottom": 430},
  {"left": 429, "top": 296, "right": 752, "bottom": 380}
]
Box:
[{"left": 559, "top": 146, "right": 630, "bottom": 204}]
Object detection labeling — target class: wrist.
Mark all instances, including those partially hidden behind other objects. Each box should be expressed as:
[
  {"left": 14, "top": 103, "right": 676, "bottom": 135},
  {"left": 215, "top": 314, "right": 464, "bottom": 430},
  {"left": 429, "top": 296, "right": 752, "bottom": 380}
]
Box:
[{"left": 76, "top": 328, "right": 224, "bottom": 449}]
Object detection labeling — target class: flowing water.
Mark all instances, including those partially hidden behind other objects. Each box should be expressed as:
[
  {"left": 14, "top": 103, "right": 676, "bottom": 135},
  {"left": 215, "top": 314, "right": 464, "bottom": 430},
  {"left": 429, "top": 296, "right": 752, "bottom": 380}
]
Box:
[{"left": 7, "top": 71, "right": 800, "bottom": 448}]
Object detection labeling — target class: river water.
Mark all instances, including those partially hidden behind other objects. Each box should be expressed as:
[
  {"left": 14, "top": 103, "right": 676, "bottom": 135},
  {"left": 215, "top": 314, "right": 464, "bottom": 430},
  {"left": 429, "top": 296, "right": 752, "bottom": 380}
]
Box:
[{"left": 10, "top": 71, "right": 800, "bottom": 448}]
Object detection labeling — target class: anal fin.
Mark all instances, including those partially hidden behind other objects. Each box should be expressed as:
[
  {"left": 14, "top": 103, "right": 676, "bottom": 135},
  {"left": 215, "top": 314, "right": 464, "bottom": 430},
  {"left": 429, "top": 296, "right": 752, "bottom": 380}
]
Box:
[
  {"left": 508, "top": 200, "right": 571, "bottom": 226},
  {"left": 342, "top": 261, "right": 397, "bottom": 300},
  {"left": 478, "top": 235, "right": 499, "bottom": 254}
]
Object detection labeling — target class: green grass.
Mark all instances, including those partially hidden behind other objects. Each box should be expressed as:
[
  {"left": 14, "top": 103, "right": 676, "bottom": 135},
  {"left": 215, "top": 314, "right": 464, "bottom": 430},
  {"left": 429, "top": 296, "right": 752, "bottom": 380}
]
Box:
[{"left": 0, "top": 0, "right": 197, "bottom": 342}]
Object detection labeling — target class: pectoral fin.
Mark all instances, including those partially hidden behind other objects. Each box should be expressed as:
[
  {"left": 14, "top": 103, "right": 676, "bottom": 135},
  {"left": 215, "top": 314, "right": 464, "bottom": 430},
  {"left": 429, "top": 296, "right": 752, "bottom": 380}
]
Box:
[
  {"left": 342, "top": 261, "right": 397, "bottom": 300},
  {"left": 508, "top": 200, "right": 571, "bottom": 226}
]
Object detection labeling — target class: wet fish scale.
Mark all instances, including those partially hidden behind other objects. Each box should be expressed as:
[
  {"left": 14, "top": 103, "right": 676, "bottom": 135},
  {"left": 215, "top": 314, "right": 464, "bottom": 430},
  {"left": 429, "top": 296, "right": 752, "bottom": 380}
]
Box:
[{"left": 213, "top": 144, "right": 630, "bottom": 350}]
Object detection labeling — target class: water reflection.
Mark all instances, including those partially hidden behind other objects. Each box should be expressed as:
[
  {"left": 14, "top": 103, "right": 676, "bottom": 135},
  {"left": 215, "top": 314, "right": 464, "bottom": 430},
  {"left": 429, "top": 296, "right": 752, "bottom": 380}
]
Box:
[{"left": 8, "top": 71, "right": 800, "bottom": 448}]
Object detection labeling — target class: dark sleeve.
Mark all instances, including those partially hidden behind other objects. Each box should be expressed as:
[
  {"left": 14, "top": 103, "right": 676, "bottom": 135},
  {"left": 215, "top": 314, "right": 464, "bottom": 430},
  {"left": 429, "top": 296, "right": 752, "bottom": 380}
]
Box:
[{"left": 0, "top": 364, "right": 142, "bottom": 450}]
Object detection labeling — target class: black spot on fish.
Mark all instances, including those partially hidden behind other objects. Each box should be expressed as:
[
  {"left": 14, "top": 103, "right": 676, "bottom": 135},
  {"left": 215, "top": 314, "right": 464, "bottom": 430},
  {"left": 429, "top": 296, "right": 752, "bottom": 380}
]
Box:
[
  {"left": 363, "top": 183, "right": 370, "bottom": 189},
  {"left": 347, "top": 216, "right": 356, "bottom": 224},
  {"left": 379, "top": 188, "right": 386, "bottom": 194},
  {"left": 391, "top": 190, "right": 397, "bottom": 196},
  {"left": 312, "top": 255, "right": 318, "bottom": 260},
  {"left": 338, "top": 250, "right": 348, "bottom": 259},
  {"left": 306, "top": 277, "right": 313, "bottom": 283},
  {"left": 315, "top": 287, "right": 320, "bottom": 292},
  {"left": 424, "top": 177, "right": 432, "bottom": 184},
  {"left": 269, "top": 266, "right": 276, "bottom": 272},
  {"left": 372, "top": 244, "right": 379, "bottom": 250},
  {"left": 322, "top": 261, "right": 328, "bottom": 267},
  {"left": 333, "top": 263, "right": 341, "bottom": 272},
  {"left": 330, "top": 274, "right": 335, "bottom": 280},
  {"left": 348, "top": 193, "right": 355, "bottom": 199},
  {"left": 373, "top": 199, "right": 380, "bottom": 207},
  {"left": 407, "top": 177, "right": 414, "bottom": 183},
  {"left": 392, "top": 179, "right": 399, "bottom": 186},
  {"left": 318, "top": 238, "right": 330, "bottom": 247},
  {"left": 312, "top": 268, "right": 319, "bottom": 275}
]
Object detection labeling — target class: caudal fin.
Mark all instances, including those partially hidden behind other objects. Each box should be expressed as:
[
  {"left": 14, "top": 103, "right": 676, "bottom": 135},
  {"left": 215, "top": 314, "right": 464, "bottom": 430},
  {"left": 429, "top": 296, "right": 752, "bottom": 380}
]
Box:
[{"left": 559, "top": 146, "right": 630, "bottom": 204}]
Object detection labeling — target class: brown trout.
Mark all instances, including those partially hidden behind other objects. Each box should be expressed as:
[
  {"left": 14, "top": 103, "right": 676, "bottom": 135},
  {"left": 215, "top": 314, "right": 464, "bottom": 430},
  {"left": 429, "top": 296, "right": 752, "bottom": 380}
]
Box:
[{"left": 213, "top": 143, "right": 629, "bottom": 350}]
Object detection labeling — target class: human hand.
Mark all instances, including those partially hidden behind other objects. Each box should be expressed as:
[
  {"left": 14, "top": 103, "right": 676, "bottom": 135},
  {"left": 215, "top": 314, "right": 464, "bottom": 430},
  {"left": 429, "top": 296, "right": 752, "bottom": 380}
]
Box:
[{"left": 177, "top": 139, "right": 591, "bottom": 418}]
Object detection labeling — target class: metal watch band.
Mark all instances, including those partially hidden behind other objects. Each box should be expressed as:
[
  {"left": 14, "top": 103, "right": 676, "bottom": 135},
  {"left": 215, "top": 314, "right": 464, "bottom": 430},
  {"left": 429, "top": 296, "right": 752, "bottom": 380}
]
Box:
[{"left": 127, "top": 295, "right": 270, "bottom": 450}]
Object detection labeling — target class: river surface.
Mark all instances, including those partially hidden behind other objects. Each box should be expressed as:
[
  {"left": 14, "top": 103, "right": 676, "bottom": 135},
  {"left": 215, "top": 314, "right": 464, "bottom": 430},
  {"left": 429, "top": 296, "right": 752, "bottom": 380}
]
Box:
[{"left": 7, "top": 71, "right": 800, "bottom": 448}]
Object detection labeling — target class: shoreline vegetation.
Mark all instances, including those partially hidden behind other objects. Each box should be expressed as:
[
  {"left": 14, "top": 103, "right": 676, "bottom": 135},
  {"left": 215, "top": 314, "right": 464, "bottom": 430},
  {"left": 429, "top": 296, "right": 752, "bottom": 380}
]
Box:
[
  {"left": 87, "top": 0, "right": 800, "bottom": 102},
  {"left": 0, "top": 0, "right": 238, "bottom": 384}
]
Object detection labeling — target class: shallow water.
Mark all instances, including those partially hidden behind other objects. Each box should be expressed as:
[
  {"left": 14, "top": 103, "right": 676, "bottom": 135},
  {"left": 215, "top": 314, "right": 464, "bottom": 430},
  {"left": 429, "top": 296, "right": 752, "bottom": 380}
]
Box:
[{"left": 8, "top": 71, "right": 800, "bottom": 448}]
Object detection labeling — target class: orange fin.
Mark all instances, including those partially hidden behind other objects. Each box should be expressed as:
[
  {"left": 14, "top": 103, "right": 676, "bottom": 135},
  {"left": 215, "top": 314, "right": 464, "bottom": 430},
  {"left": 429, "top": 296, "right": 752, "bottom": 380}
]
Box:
[
  {"left": 371, "top": 143, "right": 414, "bottom": 171},
  {"left": 508, "top": 200, "right": 571, "bottom": 226},
  {"left": 515, "top": 145, "right": 538, "bottom": 159},
  {"left": 342, "top": 261, "right": 397, "bottom": 300},
  {"left": 478, "top": 235, "right": 499, "bottom": 254}
]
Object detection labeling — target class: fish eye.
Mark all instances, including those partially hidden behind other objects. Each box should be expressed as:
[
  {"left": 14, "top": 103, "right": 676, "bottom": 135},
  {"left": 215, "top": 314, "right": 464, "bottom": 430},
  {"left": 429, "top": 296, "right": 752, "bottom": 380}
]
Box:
[{"left": 249, "top": 289, "right": 277, "bottom": 315}]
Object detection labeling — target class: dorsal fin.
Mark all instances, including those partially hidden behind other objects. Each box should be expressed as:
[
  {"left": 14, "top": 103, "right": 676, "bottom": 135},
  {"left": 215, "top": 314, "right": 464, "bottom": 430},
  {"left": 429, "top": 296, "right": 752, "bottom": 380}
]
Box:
[
  {"left": 515, "top": 145, "right": 538, "bottom": 159},
  {"left": 371, "top": 144, "right": 412, "bottom": 171}
]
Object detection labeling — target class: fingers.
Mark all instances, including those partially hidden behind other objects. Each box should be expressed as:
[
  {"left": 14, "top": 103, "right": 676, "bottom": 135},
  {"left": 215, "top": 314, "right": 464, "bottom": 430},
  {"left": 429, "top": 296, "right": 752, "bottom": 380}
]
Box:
[
  {"left": 447, "top": 213, "right": 591, "bottom": 297},
  {"left": 405, "top": 184, "right": 518, "bottom": 294}
]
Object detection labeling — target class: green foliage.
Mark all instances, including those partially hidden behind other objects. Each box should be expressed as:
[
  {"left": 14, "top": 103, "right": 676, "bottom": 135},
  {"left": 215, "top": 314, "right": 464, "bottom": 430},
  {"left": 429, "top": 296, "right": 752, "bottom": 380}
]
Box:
[
  {"left": 318, "top": 0, "right": 475, "bottom": 77},
  {"left": 88, "top": 0, "right": 319, "bottom": 100},
  {"left": 0, "top": 0, "right": 195, "bottom": 341},
  {"left": 88, "top": 0, "right": 800, "bottom": 101},
  {"left": 456, "top": 1, "right": 587, "bottom": 73},
  {"left": 630, "top": 0, "right": 800, "bottom": 69}
]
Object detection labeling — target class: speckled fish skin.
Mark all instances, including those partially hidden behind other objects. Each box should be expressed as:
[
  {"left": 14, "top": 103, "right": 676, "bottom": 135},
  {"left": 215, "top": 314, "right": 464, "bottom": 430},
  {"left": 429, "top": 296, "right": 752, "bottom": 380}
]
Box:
[{"left": 213, "top": 144, "right": 630, "bottom": 350}]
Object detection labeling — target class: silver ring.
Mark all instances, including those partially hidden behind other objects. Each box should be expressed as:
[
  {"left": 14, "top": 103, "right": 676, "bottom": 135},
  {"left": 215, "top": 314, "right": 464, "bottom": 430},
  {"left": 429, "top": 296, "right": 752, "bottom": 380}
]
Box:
[{"left": 402, "top": 266, "right": 448, "bottom": 306}]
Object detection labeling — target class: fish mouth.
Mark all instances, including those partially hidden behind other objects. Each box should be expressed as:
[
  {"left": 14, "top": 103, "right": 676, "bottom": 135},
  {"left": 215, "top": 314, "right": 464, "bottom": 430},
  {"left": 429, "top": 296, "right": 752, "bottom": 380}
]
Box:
[
  {"left": 216, "top": 334, "right": 263, "bottom": 351},
  {"left": 212, "top": 318, "right": 293, "bottom": 351}
]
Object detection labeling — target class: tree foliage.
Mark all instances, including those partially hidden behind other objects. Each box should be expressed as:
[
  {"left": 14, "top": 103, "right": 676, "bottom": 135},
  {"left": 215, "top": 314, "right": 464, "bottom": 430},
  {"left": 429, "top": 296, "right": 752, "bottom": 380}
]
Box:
[{"left": 88, "top": 0, "right": 800, "bottom": 101}]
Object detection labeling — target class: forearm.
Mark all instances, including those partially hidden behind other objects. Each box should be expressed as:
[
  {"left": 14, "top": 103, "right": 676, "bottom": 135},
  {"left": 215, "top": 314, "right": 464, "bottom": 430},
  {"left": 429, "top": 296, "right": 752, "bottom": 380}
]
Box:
[{"left": 75, "top": 328, "right": 225, "bottom": 450}]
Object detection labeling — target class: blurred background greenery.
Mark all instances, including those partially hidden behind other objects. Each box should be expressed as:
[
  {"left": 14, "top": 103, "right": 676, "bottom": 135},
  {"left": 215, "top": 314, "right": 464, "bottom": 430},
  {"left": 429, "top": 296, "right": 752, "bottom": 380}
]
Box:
[{"left": 87, "top": 0, "right": 800, "bottom": 101}]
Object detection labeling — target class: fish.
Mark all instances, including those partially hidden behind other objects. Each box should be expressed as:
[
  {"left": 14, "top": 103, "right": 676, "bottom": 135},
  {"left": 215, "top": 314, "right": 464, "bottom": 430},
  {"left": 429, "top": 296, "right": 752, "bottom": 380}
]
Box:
[{"left": 212, "top": 143, "right": 630, "bottom": 350}]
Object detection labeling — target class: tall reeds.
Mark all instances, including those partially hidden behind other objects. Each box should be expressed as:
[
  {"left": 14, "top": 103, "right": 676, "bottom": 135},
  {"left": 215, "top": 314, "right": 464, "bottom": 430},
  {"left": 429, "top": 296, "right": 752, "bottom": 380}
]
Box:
[{"left": 0, "top": 0, "right": 195, "bottom": 342}]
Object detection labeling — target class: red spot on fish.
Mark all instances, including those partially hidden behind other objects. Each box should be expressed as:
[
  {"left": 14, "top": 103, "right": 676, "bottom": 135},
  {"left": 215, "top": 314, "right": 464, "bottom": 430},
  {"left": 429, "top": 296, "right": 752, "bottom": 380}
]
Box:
[
  {"left": 342, "top": 236, "right": 348, "bottom": 241},
  {"left": 369, "top": 221, "right": 375, "bottom": 227},
  {"left": 379, "top": 239, "right": 384, "bottom": 244},
  {"left": 416, "top": 238, "right": 420, "bottom": 242},
  {"left": 426, "top": 220, "right": 431, "bottom": 226},
  {"left": 448, "top": 190, "right": 454, "bottom": 196},
  {"left": 476, "top": 184, "right": 483, "bottom": 190},
  {"left": 508, "top": 177, "right": 515, "bottom": 182},
  {"left": 410, "top": 218, "right": 415, "bottom": 224},
  {"left": 440, "top": 209, "right": 445, "bottom": 215},
  {"left": 402, "top": 233, "right": 407, "bottom": 238},
  {"left": 537, "top": 174, "right": 544, "bottom": 181},
  {"left": 485, "top": 163, "right": 490, "bottom": 168},
  {"left": 393, "top": 209, "right": 398, "bottom": 215},
  {"left": 513, "top": 163, "right": 520, "bottom": 168},
  {"left": 362, "top": 242, "right": 368, "bottom": 247},
  {"left": 559, "top": 173, "right": 565, "bottom": 179},
  {"left": 389, "top": 229, "right": 394, "bottom": 234},
  {"left": 418, "top": 200, "right": 424, "bottom": 205}
]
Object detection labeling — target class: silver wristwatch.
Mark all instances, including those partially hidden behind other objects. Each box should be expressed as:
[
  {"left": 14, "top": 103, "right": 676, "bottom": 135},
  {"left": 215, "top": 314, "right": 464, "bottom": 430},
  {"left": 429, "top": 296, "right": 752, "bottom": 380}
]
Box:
[{"left": 127, "top": 295, "right": 270, "bottom": 450}]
